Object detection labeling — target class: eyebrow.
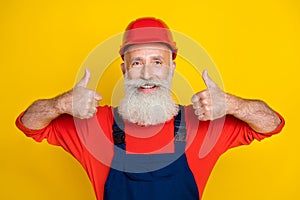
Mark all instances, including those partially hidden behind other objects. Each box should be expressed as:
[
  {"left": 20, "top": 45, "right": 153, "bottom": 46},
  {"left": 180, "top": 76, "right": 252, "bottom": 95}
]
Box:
[
  {"left": 130, "top": 55, "right": 165, "bottom": 62},
  {"left": 130, "top": 57, "right": 144, "bottom": 62}
]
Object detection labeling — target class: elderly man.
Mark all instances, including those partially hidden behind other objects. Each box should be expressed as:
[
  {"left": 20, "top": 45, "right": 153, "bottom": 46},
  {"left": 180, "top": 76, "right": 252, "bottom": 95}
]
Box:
[{"left": 16, "top": 17, "right": 285, "bottom": 200}]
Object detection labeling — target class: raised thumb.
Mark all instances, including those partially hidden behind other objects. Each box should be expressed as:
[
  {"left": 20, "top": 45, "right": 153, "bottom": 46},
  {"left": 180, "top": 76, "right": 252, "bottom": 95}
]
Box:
[
  {"left": 76, "top": 69, "right": 91, "bottom": 88},
  {"left": 202, "top": 70, "right": 218, "bottom": 89}
]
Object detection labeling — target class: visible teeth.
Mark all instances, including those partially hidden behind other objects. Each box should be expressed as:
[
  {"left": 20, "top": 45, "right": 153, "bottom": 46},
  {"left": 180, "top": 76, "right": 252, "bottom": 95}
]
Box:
[{"left": 141, "top": 84, "right": 155, "bottom": 89}]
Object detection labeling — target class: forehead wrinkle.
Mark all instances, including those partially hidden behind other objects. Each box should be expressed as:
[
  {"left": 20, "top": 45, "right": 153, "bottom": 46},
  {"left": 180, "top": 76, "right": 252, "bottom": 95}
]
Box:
[
  {"left": 129, "top": 50, "right": 170, "bottom": 58},
  {"left": 125, "top": 47, "right": 171, "bottom": 56},
  {"left": 149, "top": 55, "right": 165, "bottom": 60}
]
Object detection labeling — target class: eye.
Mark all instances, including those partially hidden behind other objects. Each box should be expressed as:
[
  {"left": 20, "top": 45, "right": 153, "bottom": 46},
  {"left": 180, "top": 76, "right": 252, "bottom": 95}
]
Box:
[
  {"left": 154, "top": 60, "right": 162, "bottom": 65},
  {"left": 132, "top": 61, "right": 142, "bottom": 66}
]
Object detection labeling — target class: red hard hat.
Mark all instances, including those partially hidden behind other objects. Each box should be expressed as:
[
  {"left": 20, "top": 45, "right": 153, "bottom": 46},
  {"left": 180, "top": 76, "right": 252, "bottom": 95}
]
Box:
[{"left": 119, "top": 17, "right": 178, "bottom": 60}]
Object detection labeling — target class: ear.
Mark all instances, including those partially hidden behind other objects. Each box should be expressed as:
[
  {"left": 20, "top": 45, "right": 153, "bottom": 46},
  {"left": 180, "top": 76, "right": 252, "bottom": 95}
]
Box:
[
  {"left": 171, "top": 62, "right": 176, "bottom": 77},
  {"left": 120, "top": 63, "right": 126, "bottom": 75}
]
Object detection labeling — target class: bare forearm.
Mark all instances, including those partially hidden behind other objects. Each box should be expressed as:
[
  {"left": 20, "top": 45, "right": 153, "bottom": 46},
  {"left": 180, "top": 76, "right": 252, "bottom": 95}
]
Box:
[
  {"left": 226, "top": 94, "right": 281, "bottom": 133},
  {"left": 21, "top": 94, "right": 68, "bottom": 130},
  {"left": 21, "top": 74, "right": 101, "bottom": 130},
  {"left": 192, "top": 70, "right": 282, "bottom": 132}
]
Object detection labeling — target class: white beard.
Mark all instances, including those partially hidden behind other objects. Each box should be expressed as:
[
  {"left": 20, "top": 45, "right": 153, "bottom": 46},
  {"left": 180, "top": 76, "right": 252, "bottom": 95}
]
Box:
[{"left": 118, "top": 76, "right": 179, "bottom": 126}]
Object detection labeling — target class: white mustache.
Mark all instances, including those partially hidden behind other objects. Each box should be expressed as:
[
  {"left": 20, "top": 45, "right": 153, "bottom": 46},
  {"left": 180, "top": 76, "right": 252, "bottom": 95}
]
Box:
[{"left": 124, "top": 78, "right": 171, "bottom": 90}]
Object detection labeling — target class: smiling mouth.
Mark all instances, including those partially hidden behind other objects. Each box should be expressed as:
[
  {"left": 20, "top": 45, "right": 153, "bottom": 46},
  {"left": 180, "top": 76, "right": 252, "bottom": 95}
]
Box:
[{"left": 139, "top": 84, "right": 157, "bottom": 92}]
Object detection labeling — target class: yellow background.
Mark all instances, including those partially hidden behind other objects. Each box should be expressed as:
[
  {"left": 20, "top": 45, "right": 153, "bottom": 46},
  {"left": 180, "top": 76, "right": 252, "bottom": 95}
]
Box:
[{"left": 1, "top": 0, "right": 299, "bottom": 199}]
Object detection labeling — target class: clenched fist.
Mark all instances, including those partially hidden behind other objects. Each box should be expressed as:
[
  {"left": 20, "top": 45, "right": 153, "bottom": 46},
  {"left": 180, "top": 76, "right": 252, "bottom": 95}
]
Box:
[{"left": 191, "top": 70, "right": 226, "bottom": 121}]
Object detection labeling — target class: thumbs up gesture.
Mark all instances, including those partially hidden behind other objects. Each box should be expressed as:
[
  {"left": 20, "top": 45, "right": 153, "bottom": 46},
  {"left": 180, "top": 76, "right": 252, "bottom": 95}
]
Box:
[
  {"left": 191, "top": 70, "right": 226, "bottom": 121},
  {"left": 58, "top": 69, "right": 102, "bottom": 119}
]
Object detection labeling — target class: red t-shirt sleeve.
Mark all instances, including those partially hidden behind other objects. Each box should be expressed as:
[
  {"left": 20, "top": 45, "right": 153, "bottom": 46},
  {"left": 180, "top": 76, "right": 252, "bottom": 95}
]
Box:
[
  {"left": 219, "top": 112, "right": 285, "bottom": 152},
  {"left": 15, "top": 111, "right": 88, "bottom": 160},
  {"left": 15, "top": 106, "right": 114, "bottom": 163},
  {"left": 184, "top": 105, "right": 285, "bottom": 155}
]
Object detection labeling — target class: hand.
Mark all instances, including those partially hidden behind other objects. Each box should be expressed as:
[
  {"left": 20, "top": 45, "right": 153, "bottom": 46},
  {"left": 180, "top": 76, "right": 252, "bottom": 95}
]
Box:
[
  {"left": 58, "top": 69, "right": 102, "bottom": 119},
  {"left": 191, "top": 70, "right": 226, "bottom": 121}
]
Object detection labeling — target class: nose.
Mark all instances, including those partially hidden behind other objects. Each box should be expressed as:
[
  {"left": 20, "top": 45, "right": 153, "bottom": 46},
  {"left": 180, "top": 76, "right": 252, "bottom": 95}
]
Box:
[{"left": 140, "top": 64, "right": 153, "bottom": 80}]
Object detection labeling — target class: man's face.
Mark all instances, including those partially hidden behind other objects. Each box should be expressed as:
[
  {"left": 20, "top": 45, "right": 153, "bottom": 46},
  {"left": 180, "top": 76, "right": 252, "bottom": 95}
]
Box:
[
  {"left": 118, "top": 43, "right": 179, "bottom": 126},
  {"left": 122, "top": 43, "right": 175, "bottom": 89}
]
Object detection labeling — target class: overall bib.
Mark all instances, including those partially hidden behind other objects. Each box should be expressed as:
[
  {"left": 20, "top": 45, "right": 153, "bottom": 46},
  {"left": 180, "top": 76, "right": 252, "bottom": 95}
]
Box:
[{"left": 104, "top": 106, "right": 199, "bottom": 200}]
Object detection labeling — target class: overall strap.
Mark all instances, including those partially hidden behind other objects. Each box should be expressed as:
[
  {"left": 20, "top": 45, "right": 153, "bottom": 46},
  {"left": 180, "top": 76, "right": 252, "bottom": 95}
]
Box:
[
  {"left": 174, "top": 105, "right": 186, "bottom": 143},
  {"left": 112, "top": 108, "right": 126, "bottom": 149},
  {"left": 112, "top": 106, "right": 186, "bottom": 148}
]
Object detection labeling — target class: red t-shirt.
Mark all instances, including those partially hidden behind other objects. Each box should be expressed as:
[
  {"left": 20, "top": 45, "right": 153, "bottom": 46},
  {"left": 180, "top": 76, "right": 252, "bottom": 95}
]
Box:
[{"left": 15, "top": 105, "right": 285, "bottom": 199}]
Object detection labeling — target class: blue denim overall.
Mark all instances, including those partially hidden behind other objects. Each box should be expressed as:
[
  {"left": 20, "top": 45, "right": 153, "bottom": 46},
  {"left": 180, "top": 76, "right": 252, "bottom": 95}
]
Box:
[{"left": 104, "top": 106, "right": 199, "bottom": 200}]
